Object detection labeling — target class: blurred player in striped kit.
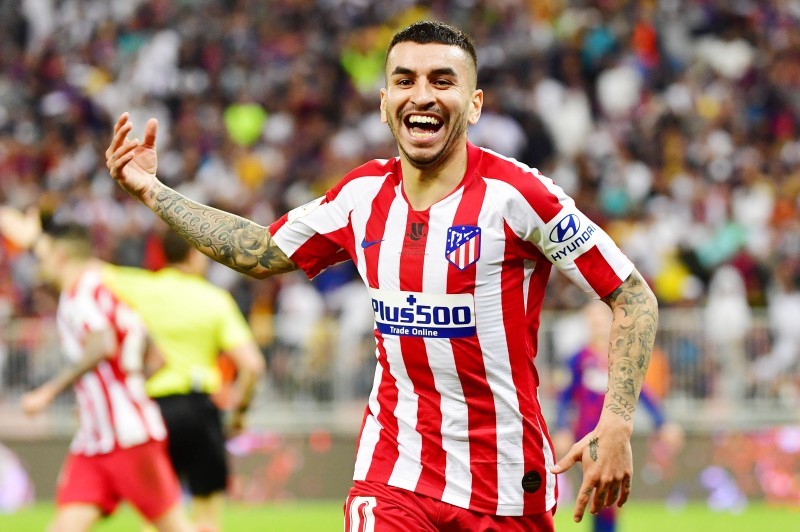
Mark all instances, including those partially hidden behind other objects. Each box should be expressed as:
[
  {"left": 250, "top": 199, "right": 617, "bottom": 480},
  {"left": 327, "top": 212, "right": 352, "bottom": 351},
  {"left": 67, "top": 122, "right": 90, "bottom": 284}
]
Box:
[{"left": 0, "top": 212, "right": 191, "bottom": 532}]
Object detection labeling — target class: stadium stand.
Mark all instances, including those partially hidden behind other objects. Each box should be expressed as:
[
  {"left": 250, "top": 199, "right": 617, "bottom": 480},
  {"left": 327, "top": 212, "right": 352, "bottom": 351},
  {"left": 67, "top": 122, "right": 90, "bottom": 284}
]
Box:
[{"left": 1, "top": 0, "right": 798, "bottom": 432}]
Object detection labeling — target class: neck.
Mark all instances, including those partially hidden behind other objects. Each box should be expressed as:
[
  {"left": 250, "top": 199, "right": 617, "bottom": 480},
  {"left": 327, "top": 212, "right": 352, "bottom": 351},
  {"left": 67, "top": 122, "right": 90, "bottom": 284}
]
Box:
[
  {"left": 400, "top": 141, "right": 468, "bottom": 211},
  {"left": 59, "top": 258, "right": 99, "bottom": 291},
  {"left": 170, "top": 261, "right": 195, "bottom": 275}
]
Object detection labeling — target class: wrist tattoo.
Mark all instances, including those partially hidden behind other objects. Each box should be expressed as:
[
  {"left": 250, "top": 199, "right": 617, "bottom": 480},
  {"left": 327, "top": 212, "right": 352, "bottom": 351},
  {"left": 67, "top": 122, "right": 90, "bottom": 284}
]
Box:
[
  {"left": 606, "top": 403, "right": 633, "bottom": 422},
  {"left": 611, "top": 392, "right": 635, "bottom": 412},
  {"left": 606, "top": 391, "right": 636, "bottom": 422}
]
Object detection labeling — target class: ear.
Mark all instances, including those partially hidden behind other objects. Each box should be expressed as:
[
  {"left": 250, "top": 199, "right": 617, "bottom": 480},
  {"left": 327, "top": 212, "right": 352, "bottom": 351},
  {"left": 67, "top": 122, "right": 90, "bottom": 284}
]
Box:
[
  {"left": 468, "top": 89, "right": 483, "bottom": 125},
  {"left": 379, "top": 88, "right": 388, "bottom": 123}
]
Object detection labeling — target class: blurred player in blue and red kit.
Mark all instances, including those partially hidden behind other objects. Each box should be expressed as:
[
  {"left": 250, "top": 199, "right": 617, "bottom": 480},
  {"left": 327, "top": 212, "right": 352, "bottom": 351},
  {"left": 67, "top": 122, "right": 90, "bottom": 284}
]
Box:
[{"left": 553, "top": 300, "right": 683, "bottom": 532}]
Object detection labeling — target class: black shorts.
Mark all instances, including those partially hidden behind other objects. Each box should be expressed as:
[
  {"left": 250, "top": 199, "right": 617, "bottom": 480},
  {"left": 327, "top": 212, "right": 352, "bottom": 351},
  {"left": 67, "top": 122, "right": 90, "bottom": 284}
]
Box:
[{"left": 154, "top": 393, "right": 228, "bottom": 496}]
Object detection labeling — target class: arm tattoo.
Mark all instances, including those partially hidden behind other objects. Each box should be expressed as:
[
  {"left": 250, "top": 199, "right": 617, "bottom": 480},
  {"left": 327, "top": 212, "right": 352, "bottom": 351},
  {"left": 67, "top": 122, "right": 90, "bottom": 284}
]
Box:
[
  {"left": 605, "top": 392, "right": 635, "bottom": 422},
  {"left": 149, "top": 184, "right": 297, "bottom": 278},
  {"left": 602, "top": 269, "right": 659, "bottom": 420},
  {"left": 589, "top": 437, "right": 599, "bottom": 462}
]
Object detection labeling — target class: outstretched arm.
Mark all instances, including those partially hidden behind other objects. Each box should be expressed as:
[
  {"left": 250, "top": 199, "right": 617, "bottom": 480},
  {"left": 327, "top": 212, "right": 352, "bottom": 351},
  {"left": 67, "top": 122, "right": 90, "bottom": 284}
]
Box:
[
  {"left": 21, "top": 331, "right": 111, "bottom": 415},
  {"left": 145, "top": 183, "right": 296, "bottom": 278},
  {"left": 105, "top": 113, "right": 297, "bottom": 279},
  {"left": 551, "top": 268, "right": 658, "bottom": 522}
]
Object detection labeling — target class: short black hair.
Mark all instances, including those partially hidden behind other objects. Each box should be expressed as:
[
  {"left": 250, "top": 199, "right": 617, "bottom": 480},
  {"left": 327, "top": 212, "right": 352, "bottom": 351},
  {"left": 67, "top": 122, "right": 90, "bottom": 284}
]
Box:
[
  {"left": 387, "top": 20, "right": 478, "bottom": 73},
  {"left": 161, "top": 229, "right": 192, "bottom": 264}
]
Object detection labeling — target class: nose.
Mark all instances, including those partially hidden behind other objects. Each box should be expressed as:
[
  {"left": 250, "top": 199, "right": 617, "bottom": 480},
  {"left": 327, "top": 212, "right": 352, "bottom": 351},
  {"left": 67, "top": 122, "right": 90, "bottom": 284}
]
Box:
[{"left": 410, "top": 78, "right": 435, "bottom": 108}]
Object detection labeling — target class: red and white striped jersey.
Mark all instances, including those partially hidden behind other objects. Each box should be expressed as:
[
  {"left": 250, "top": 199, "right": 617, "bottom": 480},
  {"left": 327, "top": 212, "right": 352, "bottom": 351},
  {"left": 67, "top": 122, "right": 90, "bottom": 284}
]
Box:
[
  {"left": 57, "top": 268, "right": 167, "bottom": 456},
  {"left": 270, "top": 143, "right": 634, "bottom": 516}
]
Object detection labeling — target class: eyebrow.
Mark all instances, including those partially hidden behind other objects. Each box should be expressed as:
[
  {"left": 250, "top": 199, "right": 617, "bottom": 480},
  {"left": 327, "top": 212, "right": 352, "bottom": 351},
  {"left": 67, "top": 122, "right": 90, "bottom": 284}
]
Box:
[{"left": 390, "top": 66, "right": 459, "bottom": 78}]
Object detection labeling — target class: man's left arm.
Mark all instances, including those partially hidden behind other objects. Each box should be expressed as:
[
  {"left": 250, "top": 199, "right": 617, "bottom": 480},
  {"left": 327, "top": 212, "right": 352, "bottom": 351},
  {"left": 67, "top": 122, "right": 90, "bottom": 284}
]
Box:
[
  {"left": 551, "top": 268, "right": 658, "bottom": 522},
  {"left": 142, "top": 338, "right": 166, "bottom": 379},
  {"left": 222, "top": 341, "right": 266, "bottom": 437}
]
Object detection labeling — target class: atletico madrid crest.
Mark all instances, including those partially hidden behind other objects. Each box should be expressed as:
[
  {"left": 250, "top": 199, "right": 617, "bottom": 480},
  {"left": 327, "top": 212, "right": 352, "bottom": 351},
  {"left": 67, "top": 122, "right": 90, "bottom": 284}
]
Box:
[{"left": 445, "top": 225, "right": 481, "bottom": 270}]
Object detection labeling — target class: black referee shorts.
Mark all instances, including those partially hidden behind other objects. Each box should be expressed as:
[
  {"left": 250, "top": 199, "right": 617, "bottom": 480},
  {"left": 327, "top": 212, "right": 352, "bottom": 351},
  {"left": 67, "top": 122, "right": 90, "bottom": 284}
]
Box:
[{"left": 154, "top": 393, "right": 228, "bottom": 496}]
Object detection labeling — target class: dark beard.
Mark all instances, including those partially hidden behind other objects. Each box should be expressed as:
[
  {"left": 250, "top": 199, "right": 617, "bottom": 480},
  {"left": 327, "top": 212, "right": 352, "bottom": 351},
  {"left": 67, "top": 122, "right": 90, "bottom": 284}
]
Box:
[{"left": 386, "top": 111, "right": 467, "bottom": 170}]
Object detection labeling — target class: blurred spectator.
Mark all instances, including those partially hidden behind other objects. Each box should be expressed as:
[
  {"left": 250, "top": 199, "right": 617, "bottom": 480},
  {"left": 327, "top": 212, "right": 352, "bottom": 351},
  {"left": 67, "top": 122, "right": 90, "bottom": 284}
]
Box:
[
  {"left": 753, "top": 257, "right": 800, "bottom": 391},
  {"left": 269, "top": 271, "right": 326, "bottom": 397},
  {"left": 704, "top": 265, "right": 752, "bottom": 402}
]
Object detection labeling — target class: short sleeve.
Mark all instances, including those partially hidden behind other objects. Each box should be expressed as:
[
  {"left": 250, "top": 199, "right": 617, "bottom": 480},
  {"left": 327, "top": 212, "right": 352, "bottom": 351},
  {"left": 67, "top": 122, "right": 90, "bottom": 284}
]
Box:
[{"left": 486, "top": 166, "right": 634, "bottom": 299}]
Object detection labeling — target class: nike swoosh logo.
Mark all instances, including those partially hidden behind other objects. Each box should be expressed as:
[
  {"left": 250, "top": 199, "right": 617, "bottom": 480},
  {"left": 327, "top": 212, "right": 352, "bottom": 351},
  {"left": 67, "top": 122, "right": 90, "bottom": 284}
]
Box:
[{"left": 361, "top": 238, "right": 383, "bottom": 249}]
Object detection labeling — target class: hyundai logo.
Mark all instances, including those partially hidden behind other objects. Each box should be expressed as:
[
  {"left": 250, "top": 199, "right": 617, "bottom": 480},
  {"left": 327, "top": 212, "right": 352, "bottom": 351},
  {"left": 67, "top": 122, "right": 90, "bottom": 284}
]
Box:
[{"left": 549, "top": 214, "right": 581, "bottom": 243}]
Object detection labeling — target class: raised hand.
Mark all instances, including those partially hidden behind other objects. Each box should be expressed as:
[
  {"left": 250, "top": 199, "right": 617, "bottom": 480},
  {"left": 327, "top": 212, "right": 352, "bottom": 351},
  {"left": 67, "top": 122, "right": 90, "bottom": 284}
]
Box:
[
  {"left": 0, "top": 205, "right": 41, "bottom": 249},
  {"left": 103, "top": 113, "right": 297, "bottom": 279},
  {"left": 105, "top": 113, "right": 159, "bottom": 200}
]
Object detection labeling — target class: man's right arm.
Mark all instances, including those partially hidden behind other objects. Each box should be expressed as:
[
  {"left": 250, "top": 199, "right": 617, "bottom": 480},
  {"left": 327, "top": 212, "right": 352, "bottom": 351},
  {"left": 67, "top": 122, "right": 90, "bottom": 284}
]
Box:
[
  {"left": 106, "top": 112, "right": 296, "bottom": 279},
  {"left": 145, "top": 181, "right": 296, "bottom": 278}
]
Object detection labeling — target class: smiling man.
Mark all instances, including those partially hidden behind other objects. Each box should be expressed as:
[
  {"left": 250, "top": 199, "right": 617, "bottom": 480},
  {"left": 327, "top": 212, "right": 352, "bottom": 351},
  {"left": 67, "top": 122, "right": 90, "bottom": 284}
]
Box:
[
  {"left": 106, "top": 20, "right": 658, "bottom": 532},
  {"left": 381, "top": 32, "right": 481, "bottom": 181}
]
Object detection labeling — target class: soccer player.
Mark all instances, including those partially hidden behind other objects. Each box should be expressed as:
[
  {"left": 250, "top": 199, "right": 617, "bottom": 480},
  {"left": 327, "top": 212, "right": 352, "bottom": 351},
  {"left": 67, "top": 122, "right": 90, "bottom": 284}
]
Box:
[
  {"left": 553, "top": 300, "right": 682, "bottom": 532},
  {"left": 7, "top": 220, "right": 190, "bottom": 532},
  {"left": 106, "top": 20, "right": 659, "bottom": 531},
  {"left": 104, "top": 229, "right": 265, "bottom": 532}
]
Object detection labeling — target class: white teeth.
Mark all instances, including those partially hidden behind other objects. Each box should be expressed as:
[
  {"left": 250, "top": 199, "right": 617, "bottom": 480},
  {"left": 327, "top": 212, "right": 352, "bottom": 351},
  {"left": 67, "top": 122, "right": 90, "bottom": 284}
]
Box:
[
  {"left": 408, "top": 115, "right": 441, "bottom": 125},
  {"left": 409, "top": 129, "right": 436, "bottom": 139}
]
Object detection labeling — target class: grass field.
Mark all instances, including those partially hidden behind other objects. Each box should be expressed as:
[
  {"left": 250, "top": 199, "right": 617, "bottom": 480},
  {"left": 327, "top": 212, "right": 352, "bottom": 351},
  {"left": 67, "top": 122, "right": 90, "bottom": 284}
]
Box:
[{"left": 0, "top": 500, "right": 797, "bottom": 531}]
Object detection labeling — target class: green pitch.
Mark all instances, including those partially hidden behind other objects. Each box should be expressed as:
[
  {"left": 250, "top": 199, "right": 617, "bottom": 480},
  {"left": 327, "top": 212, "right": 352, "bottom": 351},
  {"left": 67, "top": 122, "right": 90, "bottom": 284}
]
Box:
[{"left": 0, "top": 500, "right": 797, "bottom": 531}]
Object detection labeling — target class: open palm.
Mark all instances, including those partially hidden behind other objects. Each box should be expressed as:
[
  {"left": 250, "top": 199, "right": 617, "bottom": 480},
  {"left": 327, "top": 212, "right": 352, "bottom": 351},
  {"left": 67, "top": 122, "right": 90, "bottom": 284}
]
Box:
[
  {"left": 124, "top": 138, "right": 158, "bottom": 183},
  {"left": 106, "top": 114, "right": 159, "bottom": 199}
]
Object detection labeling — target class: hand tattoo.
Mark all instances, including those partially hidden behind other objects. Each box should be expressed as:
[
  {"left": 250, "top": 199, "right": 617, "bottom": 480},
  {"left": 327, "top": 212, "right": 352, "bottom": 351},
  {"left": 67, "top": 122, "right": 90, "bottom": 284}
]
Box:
[{"left": 589, "top": 437, "right": 599, "bottom": 462}]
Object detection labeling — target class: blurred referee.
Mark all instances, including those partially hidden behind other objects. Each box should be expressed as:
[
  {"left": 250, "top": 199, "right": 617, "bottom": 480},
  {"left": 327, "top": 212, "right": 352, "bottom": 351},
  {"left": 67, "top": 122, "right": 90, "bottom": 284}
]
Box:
[{"left": 105, "top": 229, "right": 265, "bottom": 532}]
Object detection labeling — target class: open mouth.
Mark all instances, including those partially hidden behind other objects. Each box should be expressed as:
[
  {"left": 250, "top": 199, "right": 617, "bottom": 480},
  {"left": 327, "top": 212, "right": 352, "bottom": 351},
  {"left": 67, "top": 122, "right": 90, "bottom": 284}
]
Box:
[{"left": 404, "top": 114, "right": 443, "bottom": 139}]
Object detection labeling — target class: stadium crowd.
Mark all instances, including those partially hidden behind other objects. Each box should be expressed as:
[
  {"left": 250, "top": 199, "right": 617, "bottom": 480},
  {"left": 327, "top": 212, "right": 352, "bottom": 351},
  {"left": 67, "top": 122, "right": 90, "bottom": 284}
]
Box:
[{"left": 1, "top": 0, "right": 799, "bottom": 401}]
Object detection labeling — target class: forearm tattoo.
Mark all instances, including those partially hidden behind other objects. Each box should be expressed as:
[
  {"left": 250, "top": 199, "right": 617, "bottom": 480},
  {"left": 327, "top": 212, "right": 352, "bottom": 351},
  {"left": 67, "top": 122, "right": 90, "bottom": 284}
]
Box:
[
  {"left": 148, "top": 184, "right": 296, "bottom": 277},
  {"left": 603, "top": 270, "right": 659, "bottom": 421}
]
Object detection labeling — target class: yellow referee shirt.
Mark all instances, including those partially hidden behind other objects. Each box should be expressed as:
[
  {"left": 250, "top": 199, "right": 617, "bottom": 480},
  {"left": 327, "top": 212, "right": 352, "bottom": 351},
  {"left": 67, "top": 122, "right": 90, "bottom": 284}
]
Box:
[{"left": 103, "top": 265, "right": 255, "bottom": 397}]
